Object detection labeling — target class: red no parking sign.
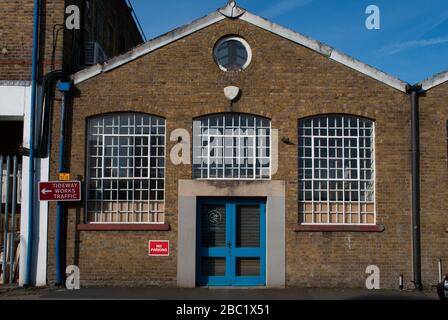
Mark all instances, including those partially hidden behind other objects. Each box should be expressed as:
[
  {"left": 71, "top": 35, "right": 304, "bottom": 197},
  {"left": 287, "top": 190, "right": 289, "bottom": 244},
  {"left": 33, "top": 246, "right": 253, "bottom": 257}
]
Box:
[{"left": 148, "top": 240, "right": 169, "bottom": 257}]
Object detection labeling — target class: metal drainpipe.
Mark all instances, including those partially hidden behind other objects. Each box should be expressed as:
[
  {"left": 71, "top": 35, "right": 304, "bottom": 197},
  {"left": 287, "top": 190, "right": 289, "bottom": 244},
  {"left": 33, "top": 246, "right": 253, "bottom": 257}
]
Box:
[
  {"left": 55, "top": 82, "right": 72, "bottom": 286},
  {"left": 406, "top": 84, "right": 423, "bottom": 290},
  {"left": 24, "top": 0, "right": 41, "bottom": 287}
]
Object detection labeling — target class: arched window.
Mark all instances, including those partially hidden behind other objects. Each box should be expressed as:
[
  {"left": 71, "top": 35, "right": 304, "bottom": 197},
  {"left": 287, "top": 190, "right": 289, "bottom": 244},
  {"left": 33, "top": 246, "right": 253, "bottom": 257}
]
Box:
[
  {"left": 193, "top": 114, "right": 271, "bottom": 180},
  {"left": 86, "top": 113, "right": 165, "bottom": 223},
  {"left": 298, "top": 115, "right": 375, "bottom": 225}
]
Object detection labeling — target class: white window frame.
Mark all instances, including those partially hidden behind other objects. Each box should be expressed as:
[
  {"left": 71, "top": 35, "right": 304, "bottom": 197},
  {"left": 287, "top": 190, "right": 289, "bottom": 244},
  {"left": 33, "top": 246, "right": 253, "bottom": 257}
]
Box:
[
  {"left": 298, "top": 115, "right": 376, "bottom": 226},
  {"left": 85, "top": 113, "right": 166, "bottom": 224},
  {"left": 193, "top": 114, "right": 271, "bottom": 180},
  {"left": 213, "top": 36, "right": 253, "bottom": 72}
]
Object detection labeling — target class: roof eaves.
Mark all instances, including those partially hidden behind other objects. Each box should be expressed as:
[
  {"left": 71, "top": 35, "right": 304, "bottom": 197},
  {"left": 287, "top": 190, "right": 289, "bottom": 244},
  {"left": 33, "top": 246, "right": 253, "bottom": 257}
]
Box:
[
  {"left": 239, "top": 11, "right": 407, "bottom": 93},
  {"left": 71, "top": 2, "right": 408, "bottom": 93},
  {"left": 239, "top": 11, "right": 332, "bottom": 57},
  {"left": 329, "top": 50, "right": 407, "bottom": 92},
  {"left": 419, "top": 70, "right": 448, "bottom": 91}
]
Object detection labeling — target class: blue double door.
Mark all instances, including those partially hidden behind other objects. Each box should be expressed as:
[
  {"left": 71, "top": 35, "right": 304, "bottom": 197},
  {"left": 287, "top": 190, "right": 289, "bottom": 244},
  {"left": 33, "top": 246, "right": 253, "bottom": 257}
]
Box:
[{"left": 197, "top": 198, "right": 266, "bottom": 286}]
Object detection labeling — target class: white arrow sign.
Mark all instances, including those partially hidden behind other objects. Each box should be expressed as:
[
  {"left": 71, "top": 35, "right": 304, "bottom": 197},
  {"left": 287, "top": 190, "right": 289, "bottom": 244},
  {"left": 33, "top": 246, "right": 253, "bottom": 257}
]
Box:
[
  {"left": 39, "top": 181, "right": 82, "bottom": 202},
  {"left": 41, "top": 188, "right": 52, "bottom": 195}
]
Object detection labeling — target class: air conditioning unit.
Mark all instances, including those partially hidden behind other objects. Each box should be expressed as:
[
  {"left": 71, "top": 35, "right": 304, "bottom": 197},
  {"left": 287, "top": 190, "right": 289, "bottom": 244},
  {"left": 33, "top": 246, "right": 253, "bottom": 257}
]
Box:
[{"left": 85, "top": 42, "right": 108, "bottom": 65}]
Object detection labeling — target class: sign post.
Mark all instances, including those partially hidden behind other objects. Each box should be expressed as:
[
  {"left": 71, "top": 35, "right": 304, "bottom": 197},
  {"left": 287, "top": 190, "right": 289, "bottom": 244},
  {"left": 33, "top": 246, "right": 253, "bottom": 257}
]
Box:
[{"left": 39, "top": 181, "right": 81, "bottom": 202}]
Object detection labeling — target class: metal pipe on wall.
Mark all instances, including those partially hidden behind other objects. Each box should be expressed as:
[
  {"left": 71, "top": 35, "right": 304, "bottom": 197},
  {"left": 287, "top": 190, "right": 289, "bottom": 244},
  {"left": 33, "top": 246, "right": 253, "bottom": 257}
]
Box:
[
  {"left": 2, "top": 157, "right": 11, "bottom": 285},
  {"left": 55, "top": 82, "right": 72, "bottom": 286},
  {"left": 25, "top": 0, "right": 41, "bottom": 287},
  {"left": 9, "top": 156, "right": 18, "bottom": 284},
  {"left": 55, "top": 91, "right": 67, "bottom": 286},
  {"left": 407, "top": 84, "right": 423, "bottom": 290},
  {"left": 0, "top": 157, "right": 3, "bottom": 282},
  {"left": 36, "top": 70, "right": 65, "bottom": 159}
]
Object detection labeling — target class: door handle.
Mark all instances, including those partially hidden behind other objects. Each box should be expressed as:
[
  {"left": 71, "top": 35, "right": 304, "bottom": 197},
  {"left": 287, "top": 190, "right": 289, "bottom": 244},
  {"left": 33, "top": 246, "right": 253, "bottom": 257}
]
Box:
[{"left": 227, "top": 242, "right": 232, "bottom": 248}]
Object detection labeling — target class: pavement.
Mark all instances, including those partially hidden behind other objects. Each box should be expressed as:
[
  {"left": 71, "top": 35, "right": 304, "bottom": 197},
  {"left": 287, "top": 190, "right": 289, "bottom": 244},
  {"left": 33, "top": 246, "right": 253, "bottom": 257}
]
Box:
[{"left": 0, "top": 285, "right": 440, "bottom": 300}]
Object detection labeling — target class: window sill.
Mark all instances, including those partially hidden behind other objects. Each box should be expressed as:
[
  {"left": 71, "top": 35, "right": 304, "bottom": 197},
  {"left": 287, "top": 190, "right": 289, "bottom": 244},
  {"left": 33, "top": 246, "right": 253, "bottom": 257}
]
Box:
[
  {"left": 77, "top": 224, "right": 171, "bottom": 231},
  {"left": 293, "top": 224, "right": 385, "bottom": 233}
]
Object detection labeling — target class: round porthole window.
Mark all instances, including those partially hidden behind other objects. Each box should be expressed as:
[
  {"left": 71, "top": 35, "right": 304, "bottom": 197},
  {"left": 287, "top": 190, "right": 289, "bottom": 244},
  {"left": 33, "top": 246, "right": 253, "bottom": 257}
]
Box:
[{"left": 213, "top": 36, "right": 252, "bottom": 72}]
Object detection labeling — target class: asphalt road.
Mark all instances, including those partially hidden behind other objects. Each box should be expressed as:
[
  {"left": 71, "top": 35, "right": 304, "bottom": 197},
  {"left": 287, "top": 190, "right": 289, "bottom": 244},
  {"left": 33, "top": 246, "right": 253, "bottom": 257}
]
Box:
[{"left": 0, "top": 286, "right": 439, "bottom": 300}]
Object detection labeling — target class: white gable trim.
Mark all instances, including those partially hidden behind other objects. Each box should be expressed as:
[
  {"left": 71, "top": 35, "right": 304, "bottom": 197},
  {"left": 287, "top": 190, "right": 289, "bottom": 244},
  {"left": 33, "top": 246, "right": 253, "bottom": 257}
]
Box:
[
  {"left": 329, "top": 51, "right": 407, "bottom": 92},
  {"left": 240, "top": 11, "right": 407, "bottom": 92},
  {"left": 420, "top": 70, "right": 448, "bottom": 91},
  {"left": 239, "top": 12, "right": 332, "bottom": 57},
  {"left": 71, "top": 3, "right": 408, "bottom": 92},
  {"left": 72, "top": 11, "right": 225, "bottom": 85}
]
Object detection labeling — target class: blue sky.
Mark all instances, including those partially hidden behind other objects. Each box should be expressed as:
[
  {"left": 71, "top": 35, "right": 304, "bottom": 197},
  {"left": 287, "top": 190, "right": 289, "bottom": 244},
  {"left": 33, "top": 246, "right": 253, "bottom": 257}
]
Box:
[{"left": 128, "top": 0, "right": 448, "bottom": 84}]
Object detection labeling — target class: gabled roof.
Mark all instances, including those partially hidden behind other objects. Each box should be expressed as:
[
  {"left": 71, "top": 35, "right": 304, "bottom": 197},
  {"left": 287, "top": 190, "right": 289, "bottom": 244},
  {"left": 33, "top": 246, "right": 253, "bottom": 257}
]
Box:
[
  {"left": 71, "top": 1, "right": 408, "bottom": 93},
  {"left": 419, "top": 70, "right": 448, "bottom": 91}
]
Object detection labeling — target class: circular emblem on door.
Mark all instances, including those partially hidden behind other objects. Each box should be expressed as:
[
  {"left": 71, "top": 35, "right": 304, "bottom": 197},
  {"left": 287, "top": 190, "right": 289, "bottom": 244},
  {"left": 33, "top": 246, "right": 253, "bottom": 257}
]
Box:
[{"left": 208, "top": 209, "right": 223, "bottom": 226}]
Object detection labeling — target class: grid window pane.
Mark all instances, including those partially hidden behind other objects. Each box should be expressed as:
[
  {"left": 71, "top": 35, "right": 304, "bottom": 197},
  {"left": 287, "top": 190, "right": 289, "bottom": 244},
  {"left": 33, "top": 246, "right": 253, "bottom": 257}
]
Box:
[
  {"left": 298, "top": 115, "right": 375, "bottom": 225},
  {"left": 193, "top": 114, "right": 271, "bottom": 180},
  {"left": 215, "top": 40, "right": 248, "bottom": 71},
  {"left": 86, "top": 113, "right": 165, "bottom": 223}
]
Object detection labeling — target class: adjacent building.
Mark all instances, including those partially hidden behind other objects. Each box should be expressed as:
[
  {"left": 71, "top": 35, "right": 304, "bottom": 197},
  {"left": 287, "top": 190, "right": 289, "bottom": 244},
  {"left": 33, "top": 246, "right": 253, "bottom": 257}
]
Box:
[
  {"left": 419, "top": 73, "right": 448, "bottom": 287},
  {"left": 0, "top": 0, "right": 143, "bottom": 285}
]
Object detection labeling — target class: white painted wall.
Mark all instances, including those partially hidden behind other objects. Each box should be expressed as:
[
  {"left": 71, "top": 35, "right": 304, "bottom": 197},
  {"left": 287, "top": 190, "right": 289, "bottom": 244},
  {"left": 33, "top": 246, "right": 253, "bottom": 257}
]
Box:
[
  {"left": 0, "top": 85, "right": 29, "bottom": 119},
  {"left": 0, "top": 83, "right": 49, "bottom": 286},
  {"left": 19, "top": 156, "right": 49, "bottom": 286},
  {"left": 18, "top": 85, "right": 49, "bottom": 287}
]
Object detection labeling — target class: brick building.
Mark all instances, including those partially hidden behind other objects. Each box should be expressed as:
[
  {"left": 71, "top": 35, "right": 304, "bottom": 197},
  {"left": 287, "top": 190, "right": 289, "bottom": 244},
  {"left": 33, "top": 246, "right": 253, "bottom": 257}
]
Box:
[
  {"left": 4, "top": 1, "right": 445, "bottom": 289},
  {"left": 0, "top": 0, "right": 143, "bottom": 285},
  {"left": 418, "top": 74, "right": 448, "bottom": 287}
]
